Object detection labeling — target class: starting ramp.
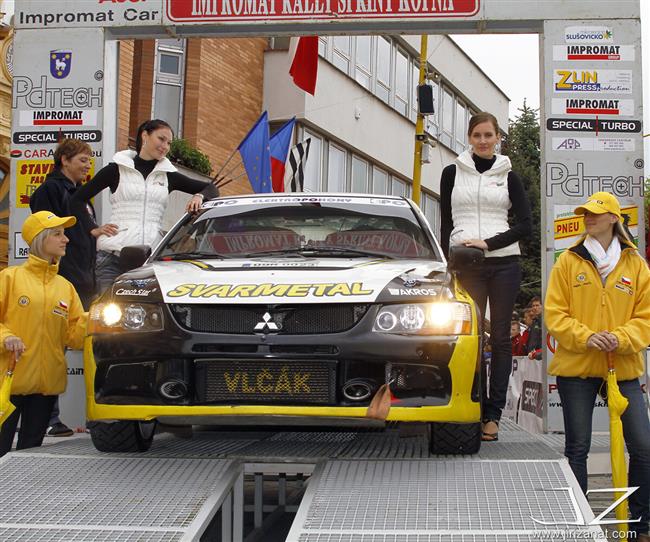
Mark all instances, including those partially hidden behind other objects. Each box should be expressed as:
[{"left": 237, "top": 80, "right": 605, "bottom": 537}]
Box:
[{"left": 0, "top": 421, "right": 606, "bottom": 541}]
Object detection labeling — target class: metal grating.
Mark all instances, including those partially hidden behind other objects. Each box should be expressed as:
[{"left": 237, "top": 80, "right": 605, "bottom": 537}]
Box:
[
  {"left": 296, "top": 536, "right": 573, "bottom": 542},
  {"left": 0, "top": 455, "right": 234, "bottom": 532},
  {"left": 0, "top": 529, "right": 183, "bottom": 541},
  {"left": 292, "top": 460, "right": 593, "bottom": 532},
  {"left": 236, "top": 431, "right": 357, "bottom": 460}
]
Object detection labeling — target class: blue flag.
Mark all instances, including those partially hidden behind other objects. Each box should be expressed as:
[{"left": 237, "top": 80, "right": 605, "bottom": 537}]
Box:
[{"left": 238, "top": 111, "right": 272, "bottom": 193}]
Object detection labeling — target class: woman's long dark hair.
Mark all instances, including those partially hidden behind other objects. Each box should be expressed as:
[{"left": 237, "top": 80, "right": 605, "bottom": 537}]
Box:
[{"left": 135, "top": 119, "right": 173, "bottom": 153}]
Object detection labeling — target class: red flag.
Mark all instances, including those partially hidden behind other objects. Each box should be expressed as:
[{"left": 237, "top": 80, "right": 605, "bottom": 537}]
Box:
[{"left": 289, "top": 37, "right": 319, "bottom": 95}]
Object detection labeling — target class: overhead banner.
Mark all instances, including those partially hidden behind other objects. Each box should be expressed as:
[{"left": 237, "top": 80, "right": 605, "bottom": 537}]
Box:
[
  {"left": 541, "top": 19, "right": 644, "bottom": 432},
  {"left": 9, "top": 28, "right": 105, "bottom": 261},
  {"left": 165, "top": 0, "right": 479, "bottom": 22}
]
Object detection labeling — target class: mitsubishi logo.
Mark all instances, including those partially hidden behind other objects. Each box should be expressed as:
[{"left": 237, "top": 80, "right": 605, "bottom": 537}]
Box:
[{"left": 254, "top": 312, "right": 279, "bottom": 332}]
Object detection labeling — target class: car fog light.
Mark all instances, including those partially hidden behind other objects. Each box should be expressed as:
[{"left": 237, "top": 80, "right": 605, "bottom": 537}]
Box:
[
  {"left": 124, "top": 305, "right": 147, "bottom": 329},
  {"left": 376, "top": 310, "right": 397, "bottom": 331},
  {"left": 399, "top": 305, "right": 425, "bottom": 331}
]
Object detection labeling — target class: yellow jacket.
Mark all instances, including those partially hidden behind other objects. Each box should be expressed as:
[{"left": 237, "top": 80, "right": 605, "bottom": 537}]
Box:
[
  {"left": 0, "top": 254, "right": 87, "bottom": 395},
  {"left": 545, "top": 236, "right": 650, "bottom": 380}
]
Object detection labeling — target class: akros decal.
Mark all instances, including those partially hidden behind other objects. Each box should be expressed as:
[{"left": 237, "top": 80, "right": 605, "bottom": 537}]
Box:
[
  {"left": 167, "top": 0, "right": 480, "bottom": 21},
  {"left": 167, "top": 282, "right": 374, "bottom": 298}
]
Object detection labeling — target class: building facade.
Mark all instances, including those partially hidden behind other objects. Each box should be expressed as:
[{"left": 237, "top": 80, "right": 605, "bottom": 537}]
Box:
[
  {"left": 0, "top": 2, "right": 12, "bottom": 268},
  {"left": 116, "top": 34, "right": 508, "bottom": 235}
]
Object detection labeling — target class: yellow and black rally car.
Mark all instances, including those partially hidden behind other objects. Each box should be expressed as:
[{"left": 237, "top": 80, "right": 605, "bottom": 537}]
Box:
[{"left": 85, "top": 194, "right": 482, "bottom": 454}]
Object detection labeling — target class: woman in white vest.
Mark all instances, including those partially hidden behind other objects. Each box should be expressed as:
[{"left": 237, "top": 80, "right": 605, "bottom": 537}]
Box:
[
  {"left": 71, "top": 119, "right": 219, "bottom": 292},
  {"left": 440, "top": 112, "right": 532, "bottom": 442}
]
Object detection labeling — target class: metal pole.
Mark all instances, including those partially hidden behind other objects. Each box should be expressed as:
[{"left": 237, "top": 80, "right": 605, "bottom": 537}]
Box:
[{"left": 411, "top": 34, "right": 427, "bottom": 207}]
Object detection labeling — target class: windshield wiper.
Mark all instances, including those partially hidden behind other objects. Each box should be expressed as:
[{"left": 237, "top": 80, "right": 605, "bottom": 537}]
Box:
[{"left": 157, "top": 251, "right": 227, "bottom": 261}]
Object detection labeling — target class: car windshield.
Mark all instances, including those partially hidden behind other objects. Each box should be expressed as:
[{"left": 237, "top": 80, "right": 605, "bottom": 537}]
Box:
[{"left": 157, "top": 197, "right": 440, "bottom": 260}]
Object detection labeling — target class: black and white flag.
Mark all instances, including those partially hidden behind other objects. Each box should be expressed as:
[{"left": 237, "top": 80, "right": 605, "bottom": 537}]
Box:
[{"left": 284, "top": 138, "right": 311, "bottom": 192}]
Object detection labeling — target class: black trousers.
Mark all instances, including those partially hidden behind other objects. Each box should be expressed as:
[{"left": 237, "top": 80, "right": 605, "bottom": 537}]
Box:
[
  {"left": 458, "top": 258, "right": 521, "bottom": 421},
  {"left": 0, "top": 394, "right": 57, "bottom": 457}
]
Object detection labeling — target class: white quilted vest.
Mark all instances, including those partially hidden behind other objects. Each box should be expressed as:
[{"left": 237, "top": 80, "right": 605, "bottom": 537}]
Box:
[
  {"left": 97, "top": 150, "right": 176, "bottom": 253},
  {"left": 449, "top": 150, "right": 520, "bottom": 258}
]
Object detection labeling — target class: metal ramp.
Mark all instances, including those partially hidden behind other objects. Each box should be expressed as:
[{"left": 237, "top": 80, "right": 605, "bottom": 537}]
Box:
[{"left": 0, "top": 421, "right": 605, "bottom": 541}]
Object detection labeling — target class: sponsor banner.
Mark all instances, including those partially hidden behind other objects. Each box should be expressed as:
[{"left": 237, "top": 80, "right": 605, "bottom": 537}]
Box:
[
  {"left": 551, "top": 98, "right": 634, "bottom": 116},
  {"left": 13, "top": 232, "right": 30, "bottom": 259},
  {"left": 553, "top": 69, "right": 631, "bottom": 94},
  {"left": 553, "top": 44, "right": 635, "bottom": 62},
  {"left": 19, "top": 109, "right": 98, "bottom": 127},
  {"left": 551, "top": 136, "right": 634, "bottom": 152},
  {"left": 10, "top": 147, "right": 102, "bottom": 160},
  {"left": 553, "top": 204, "right": 638, "bottom": 256},
  {"left": 13, "top": 129, "right": 102, "bottom": 145},
  {"left": 545, "top": 161, "right": 644, "bottom": 198},
  {"left": 165, "top": 0, "right": 480, "bottom": 22},
  {"left": 15, "top": 0, "right": 164, "bottom": 28},
  {"left": 154, "top": 259, "right": 422, "bottom": 304},
  {"left": 13, "top": 75, "right": 103, "bottom": 110},
  {"left": 546, "top": 118, "right": 641, "bottom": 133},
  {"left": 15, "top": 158, "right": 95, "bottom": 208},
  {"left": 202, "top": 195, "right": 410, "bottom": 208},
  {"left": 564, "top": 25, "right": 613, "bottom": 44},
  {"left": 503, "top": 356, "right": 543, "bottom": 434}
]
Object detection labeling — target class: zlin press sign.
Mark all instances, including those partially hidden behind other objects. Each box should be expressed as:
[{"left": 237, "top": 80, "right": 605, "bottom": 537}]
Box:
[{"left": 167, "top": 0, "right": 479, "bottom": 22}]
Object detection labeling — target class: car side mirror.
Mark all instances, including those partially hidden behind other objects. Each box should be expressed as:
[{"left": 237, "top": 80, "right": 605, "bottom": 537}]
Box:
[{"left": 119, "top": 245, "right": 152, "bottom": 272}]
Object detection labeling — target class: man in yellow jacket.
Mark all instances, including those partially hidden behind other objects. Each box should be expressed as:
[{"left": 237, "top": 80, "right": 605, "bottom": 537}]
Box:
[
  {"left": 0, "top": 211, "right": 87, "bottom": 456},
  {"left": 545, "top": 192, "right": 650, "bottom": 541}
]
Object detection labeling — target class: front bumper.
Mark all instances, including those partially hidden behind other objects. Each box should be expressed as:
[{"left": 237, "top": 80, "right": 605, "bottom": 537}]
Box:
[{"left": 84, "top": 303, "right": 481, "bottom": 424}]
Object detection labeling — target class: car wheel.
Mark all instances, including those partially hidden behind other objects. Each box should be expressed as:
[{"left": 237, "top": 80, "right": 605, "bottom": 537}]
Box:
[
  {"left": 429, "top": 422, "right": 481, "bottom": 455},
  {"left": 88, "top": 420, "right": 156, "bottom": 453}
]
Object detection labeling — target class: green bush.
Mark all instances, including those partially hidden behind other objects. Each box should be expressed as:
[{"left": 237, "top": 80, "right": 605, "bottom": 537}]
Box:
[{"left": 168, "top": 139, "right": 213, "bottom": 176}]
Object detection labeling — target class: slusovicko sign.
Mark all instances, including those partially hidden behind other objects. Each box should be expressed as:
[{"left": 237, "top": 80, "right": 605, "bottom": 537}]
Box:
[{"left": 167, "top": 0, "right": 478, "bottom": 21}]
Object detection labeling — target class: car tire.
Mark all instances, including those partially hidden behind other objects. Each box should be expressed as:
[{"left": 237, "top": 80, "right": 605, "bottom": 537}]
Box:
[
  {"left": 88, "top": 420, "right": 156, "bottom": 453},
  {"left": 429, "top": 422, "right": 481, "bottom": 455}
]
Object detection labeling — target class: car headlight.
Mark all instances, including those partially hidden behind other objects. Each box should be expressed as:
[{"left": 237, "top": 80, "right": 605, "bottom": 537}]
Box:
[
  {"left": 88, "top": 302, "right": 164, "bottom": 334},
  {"left": 373, "top": 302, "right": 472, "bottom": 335}
]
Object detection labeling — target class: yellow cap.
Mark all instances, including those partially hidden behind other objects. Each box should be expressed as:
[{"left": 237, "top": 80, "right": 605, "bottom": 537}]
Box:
[
  {"left": 22, "top": 211, "right": 76, "bottom": 245},
  {"left": 574, "top": 192, "right": 621, "bottom": 219}
]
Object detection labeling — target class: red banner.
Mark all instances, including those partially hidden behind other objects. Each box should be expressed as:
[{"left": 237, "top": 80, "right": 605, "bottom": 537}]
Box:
[{"left": 167, "top": 0, "right": 479, "bottom": 22}]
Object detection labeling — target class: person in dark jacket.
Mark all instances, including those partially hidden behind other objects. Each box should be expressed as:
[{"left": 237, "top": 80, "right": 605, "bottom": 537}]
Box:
[
  {"left": 29, "top": 138, "right": 116, "bottom": 437},
  {"left": 30, "top": 138, "right": 117, "bottom": 309}
]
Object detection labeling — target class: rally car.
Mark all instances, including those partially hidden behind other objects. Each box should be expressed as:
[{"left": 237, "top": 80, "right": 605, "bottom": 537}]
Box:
[{"left": 84, "top": 194, "right": 482, "bottom": 454}]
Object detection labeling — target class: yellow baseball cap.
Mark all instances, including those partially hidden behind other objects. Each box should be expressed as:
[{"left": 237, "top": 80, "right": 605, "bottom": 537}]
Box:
[
  {"left": 22, "top": 211, "right": 76, "bottom": 245},
  {"left": 574, "top": 192, "right": 621, "bottom": 219}
]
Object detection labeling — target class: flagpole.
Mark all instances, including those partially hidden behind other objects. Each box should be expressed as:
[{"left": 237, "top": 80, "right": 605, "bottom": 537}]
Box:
[
  {"left": 210, "top": 146, "right": 240, "bottom": 185},
  {"left": 216, "top": 170, "right": 248, "bottom": 189},
  {"left": 411, "top": 35, "right": 427, "bottom": 206}
]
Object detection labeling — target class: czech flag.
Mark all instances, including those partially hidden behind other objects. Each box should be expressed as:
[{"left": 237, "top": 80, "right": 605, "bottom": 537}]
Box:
[
  {"left": 269, "top": 118, "right": 295, "bottom": 193},
  {"left": 289, "top": 37, "right": 319, "bottom": 95}
]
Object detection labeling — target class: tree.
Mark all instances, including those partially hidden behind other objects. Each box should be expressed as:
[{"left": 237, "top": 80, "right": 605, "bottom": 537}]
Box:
[{"left": 502, "top": 102, "right": 541, "bottom": 310}]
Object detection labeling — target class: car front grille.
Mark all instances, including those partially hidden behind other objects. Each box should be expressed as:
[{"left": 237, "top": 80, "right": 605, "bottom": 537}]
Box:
[
  {"left": 194, "top": 359, "right": 336, "bottom": 404},
  {"left": 170, "top": 304, "right": 369, "bottom": 334}
]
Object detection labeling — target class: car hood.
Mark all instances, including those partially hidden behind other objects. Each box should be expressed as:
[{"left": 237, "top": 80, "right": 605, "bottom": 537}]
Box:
[{"left": 113, "top": 257, "right": 451, "bottom": 305}]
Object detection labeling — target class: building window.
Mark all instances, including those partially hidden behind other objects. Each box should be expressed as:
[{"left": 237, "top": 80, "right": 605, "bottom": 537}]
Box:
[
  {"left": 392, "top": 178, "right": 407, "bottom": 198},
  {"left": 332, "top": 36, "right": 351, "bottom": 74},
  {"left": 351, "top": 156, "right": 368, "bottom": 193},
  {"left": 394, "top": 49, "right": 409, "bottom": 116},
  {"left": 303, "top": 130, "right": 322, "bottom": 192},
  {"left": 455, "top": 101, "right": 467, "bottom": 153},
  {"left": 376, "top": 37, "right": 391, "bottom": 103},
  {"left": 372, "top": 167, "right": 389, "bottom": 195},
  {"left": 355, "top": 36, "right": 372, "bottom": 90},
  {"left": 422, "top": 192, "right": 441, "bottom": 238},
  {"left": 440, "top": 88, "right": 454, "bottom": 148},
  {"left": 328, "top": 144, "right": 347, "bottom": 193},
  {"left": 153, "top": 39, "right": 186, "bottom": 137}
]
